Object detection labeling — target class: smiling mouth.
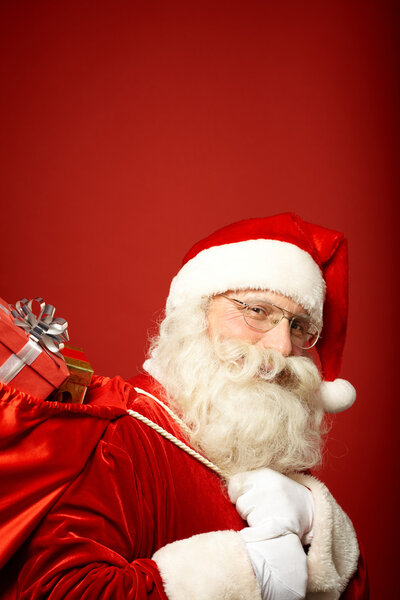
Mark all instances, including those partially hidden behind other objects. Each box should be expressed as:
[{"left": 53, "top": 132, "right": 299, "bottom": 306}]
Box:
[{"left": 257, "top": 364, "right": 298, "bottom": 388}]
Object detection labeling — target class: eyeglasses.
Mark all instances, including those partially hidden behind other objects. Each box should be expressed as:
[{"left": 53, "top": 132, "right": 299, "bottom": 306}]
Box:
[{"left": 220, "top": 294, "right": 320, "bottom": 350}]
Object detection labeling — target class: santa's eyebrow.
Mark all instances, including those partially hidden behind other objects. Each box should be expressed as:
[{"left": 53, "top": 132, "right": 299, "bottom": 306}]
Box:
[
  {"left": 235, "top": 292, "right": 276, "bottom": 304},
  {"left": 235, "top": 292, "right": 310, "bottom": 319}
]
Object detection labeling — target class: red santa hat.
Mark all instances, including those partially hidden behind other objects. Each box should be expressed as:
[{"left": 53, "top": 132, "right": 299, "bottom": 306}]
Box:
[{"left": 166, "top": 213, "right": 356, "bottom": 413}]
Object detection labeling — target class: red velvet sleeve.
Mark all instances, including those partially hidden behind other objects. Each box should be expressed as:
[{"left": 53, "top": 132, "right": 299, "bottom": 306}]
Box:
[{"left": 11, "top": 424, "right": 168, "bottom": 599}]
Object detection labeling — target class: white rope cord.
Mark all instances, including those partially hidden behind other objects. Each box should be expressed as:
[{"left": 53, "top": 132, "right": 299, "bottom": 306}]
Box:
[
  {"left": 127, "top": 409, "right": 225, "bottom": 478},
  {"left": 128, "top": 390, "right": 226, "bottom": 479},
  {"left": 133, "top": 386, "right": 192, "bottom": 436}
]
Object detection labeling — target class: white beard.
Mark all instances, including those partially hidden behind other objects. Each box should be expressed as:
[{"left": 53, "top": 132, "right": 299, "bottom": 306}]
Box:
[{"left": 145, "top": 300, "right": 325, "bottom": 478}]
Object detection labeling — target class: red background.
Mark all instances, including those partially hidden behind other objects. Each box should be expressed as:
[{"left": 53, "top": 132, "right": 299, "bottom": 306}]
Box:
[{"left": 1, "top": 1, "right": 398, "bottom": 595}]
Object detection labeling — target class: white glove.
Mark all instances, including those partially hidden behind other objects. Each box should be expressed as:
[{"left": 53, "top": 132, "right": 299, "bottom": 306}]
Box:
[
  {"left": 229, "top": 468, "right": 314, "bottom": 545},
  {"left": 243, "top": 533, "right": 308, "bottom": 600}
]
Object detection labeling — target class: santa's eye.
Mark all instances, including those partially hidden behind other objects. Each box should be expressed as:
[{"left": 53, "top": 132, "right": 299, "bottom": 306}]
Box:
[
  {"left": 249, "top": 306, "right": 265, "bottom": 315},
  {"left": 291, "top": 319, "right": 307, "bottom": 333},
  {"left": 246, "top": 304, "right": 274, "bottom": 322}
]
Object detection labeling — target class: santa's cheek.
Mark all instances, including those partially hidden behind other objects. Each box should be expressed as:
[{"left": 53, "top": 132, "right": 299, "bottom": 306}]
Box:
[{"left": 220, "top": 318, "right": 260, "bottom": 343}]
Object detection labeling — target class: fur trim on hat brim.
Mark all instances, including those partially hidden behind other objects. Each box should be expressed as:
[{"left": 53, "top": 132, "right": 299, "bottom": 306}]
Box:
[
  {"left": 320, "top": 379, "right": 356, "bottom": 413},
  {"left": 167, "top": 239, "right": 325, "bottom": 326}
]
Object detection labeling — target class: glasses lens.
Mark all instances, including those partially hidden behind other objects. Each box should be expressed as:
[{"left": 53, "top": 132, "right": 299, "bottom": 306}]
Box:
[
  {"left": 243, "top": 303, "right": 280, "bottom": 331},
  {"left": 241, "top": 300, "right": 319, "bottom": 349},
  {"left": 290, "top": 317, "right": 319, "bottom": 349}
]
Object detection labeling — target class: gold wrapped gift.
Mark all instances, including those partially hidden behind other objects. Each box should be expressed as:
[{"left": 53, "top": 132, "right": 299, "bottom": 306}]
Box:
[{"left": 51, "top": 345, "right": 94, "bottom": 404}]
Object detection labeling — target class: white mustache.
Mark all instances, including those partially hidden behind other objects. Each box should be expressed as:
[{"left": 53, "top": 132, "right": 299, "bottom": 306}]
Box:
[{"left": 212, "top": 337, "right": 316, "bottom": 388}]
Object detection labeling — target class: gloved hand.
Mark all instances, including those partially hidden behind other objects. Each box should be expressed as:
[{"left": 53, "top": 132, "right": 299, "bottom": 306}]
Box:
[
  {"left": 242, "top": 532, "right": 308, "bottom": 600},
  {"left": 229, "top": 468, "right": 314, "bottom": 545}
]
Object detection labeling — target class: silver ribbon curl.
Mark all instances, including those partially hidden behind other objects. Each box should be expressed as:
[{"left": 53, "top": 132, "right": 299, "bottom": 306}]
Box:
[{"left": 10, "top": 297, "right": 69, "bottom": 354}]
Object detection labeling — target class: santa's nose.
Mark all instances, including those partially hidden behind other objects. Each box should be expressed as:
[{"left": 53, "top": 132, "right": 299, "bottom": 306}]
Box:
[{"left": 257, "top": 318, "right": 293, "bottom": 356}]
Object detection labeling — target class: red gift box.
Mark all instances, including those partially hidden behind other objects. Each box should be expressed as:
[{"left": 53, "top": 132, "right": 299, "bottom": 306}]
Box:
[
  {"left": 0, "top": 298, "right": 13, "bottom": 321},
  {"left": 0, "top": 298, "right": 69, "bottom": 399}
]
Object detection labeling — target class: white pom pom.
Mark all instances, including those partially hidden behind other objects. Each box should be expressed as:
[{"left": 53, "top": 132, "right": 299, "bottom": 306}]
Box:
[{"left": 320, "top": 379, "right": 356, "bottom": 413}]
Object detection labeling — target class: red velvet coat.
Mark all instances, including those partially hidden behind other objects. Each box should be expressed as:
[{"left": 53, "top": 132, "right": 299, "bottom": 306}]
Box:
[{"left": 0, "top": 373, "right": 368, "bottom": 599}]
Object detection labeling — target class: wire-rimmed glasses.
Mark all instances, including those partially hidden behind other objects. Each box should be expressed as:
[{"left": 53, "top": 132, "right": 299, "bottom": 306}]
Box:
[{"left": 220, "top": 294, "right": 320, "bottom": 350}]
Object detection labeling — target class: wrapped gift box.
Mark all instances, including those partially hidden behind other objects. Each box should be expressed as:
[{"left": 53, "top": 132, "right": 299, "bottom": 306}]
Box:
[
  {"left": 50, "top": 345, "right": 94, "bottom": 404},
  {"left": 0, "top": 299, "right": 13, "bottom": 320},
  {"left": 0, "top": 298, "right": 69, "bottom": 399}
]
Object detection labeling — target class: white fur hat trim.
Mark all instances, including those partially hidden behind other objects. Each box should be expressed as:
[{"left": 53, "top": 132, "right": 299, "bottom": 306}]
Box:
[{"left": 167, "top": 239, "right": 326, "bottom": 326}]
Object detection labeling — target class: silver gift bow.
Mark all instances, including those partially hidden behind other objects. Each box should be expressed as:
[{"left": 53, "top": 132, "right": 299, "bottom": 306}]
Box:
[
  {"left": 0, "top": 298, "right": 69, "bottom": 385},
  {"left": 11, "top": 297, "right": 69, "bottom": 354}
]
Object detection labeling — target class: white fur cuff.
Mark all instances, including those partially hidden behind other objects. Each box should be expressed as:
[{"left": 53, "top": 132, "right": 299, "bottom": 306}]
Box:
[
  {"left": 152, "top": 530, "right": 262, "bottom": 600},
  {"left": 290, "top": 473, "right": 359, "bottom": 600}
]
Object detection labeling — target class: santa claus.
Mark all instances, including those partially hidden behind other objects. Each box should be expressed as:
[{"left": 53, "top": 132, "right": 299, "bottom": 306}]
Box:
[{"left": 0, "top": 213, "right": 368, "bottom": 599}]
